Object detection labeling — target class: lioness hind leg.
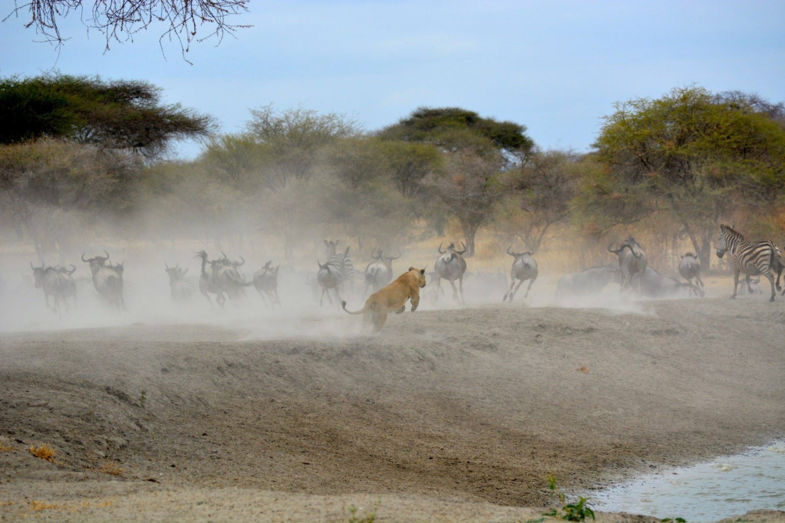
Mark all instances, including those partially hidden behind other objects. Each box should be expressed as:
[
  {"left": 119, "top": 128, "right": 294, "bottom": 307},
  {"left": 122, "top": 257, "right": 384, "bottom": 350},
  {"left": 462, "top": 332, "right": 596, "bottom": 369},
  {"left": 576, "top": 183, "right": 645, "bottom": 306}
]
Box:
[
  {"left": 372, "top": 310, "right": 387, "bottom": 331},
  {"left": 396, "top": 305, "right": 405, "bottom": 314}
]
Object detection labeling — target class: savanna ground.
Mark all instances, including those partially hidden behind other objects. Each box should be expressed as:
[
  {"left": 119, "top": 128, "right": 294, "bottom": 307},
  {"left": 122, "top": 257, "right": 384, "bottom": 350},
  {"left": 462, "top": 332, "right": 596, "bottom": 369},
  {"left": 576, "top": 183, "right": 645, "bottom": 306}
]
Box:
[{"left": 1, "top": 259, "right": 785, "bottom": 521}]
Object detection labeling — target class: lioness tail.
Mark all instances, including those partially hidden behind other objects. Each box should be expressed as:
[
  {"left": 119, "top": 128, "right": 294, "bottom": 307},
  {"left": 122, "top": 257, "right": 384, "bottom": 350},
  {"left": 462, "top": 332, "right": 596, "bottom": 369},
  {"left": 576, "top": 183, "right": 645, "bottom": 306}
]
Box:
[{"left": 341, "top": 300, "right": 364, "bottom": 315}]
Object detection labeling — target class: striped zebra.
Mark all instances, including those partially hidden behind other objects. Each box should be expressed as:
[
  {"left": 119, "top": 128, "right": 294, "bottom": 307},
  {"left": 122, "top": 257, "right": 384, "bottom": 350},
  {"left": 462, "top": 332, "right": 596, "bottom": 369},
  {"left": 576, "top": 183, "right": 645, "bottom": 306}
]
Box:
[
  {"left": 316, "top": 241, "right": 355, "bottom": 306},
  {"left": 715, "top": 224, "right": 785, "bottom": 302}
]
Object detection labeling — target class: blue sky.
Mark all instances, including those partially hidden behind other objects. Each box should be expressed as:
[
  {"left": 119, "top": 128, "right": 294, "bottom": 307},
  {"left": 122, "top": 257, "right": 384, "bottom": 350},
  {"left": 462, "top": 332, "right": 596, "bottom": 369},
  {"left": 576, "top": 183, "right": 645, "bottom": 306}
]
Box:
[{"left": 2, "top": 1, "right": 784, "bottom": 159}]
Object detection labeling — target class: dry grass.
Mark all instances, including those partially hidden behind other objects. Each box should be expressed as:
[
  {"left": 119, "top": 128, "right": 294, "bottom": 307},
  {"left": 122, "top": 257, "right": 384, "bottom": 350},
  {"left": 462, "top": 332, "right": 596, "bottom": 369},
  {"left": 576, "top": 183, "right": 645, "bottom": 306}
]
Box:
[
  {"left": 28, "top": 444, "right": 56, "bottom": 462},
  {"left": 98, "top": 460, "right": 125, "bottom": 476},
  {"left": 0, "top": 436, "right": 13, "bottom": 452},
  {"left": 30, "top": 500, "right": 58, "bottom": 511}
]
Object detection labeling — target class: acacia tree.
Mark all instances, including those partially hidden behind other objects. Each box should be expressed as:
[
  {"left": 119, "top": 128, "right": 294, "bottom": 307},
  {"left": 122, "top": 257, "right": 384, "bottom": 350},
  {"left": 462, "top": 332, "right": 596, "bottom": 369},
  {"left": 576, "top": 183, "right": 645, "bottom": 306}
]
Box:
[
  {"left": 4, "top": 0, "right": 249, "bottom": 58},
  {"left": 424, "top": 145, "right": 504, "bottom": 256},
  {"left": 0, "top": 75, "right": 214, "bottom": 159},
  {"left": 590, "top": 86, "right": 785, "bottom": 268},
  {"left": 0, "top": 139, "right": 138, "bottom": 261},
  {"left": 497, "top": 150, "right": 581, "bottom": 253},
  {"left": 379, "top": 107, "right": 534, "bottom": 252}
]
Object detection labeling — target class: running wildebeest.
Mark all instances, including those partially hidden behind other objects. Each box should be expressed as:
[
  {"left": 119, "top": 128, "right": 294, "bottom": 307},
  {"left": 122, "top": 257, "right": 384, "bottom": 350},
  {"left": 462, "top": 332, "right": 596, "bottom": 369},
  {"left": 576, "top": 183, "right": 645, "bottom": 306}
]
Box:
[
  {"left": 165, "top": 264, "right": 194, "bottom": 302},
  {"left": 31, "top": 263, "right": 77, "bottom": 312},
  {"left": 555, "top": 265, "right": 619, "bottom": 298},
  {"left": 195, "top": 250, "right": 251, "bottom": 307},
  {"left": 364, "top": 249, "right": 399, "bottom": 295},
  {"left": 608, "top": 236, "right": 647, "bottom": 292},
  {"left": 253, "top": 260, "right": 280, "bottom": 307},
  {"left": 502, "top": 247, "right": 538, "bottom": 302},
  {"left": 81, "top": 251, "right": 124, "bottom": 308},
  {"left": 434, "top": 241, "right": 467, "bottom": 303},
  {"left": 195, "top": 250, "right": 224, "bottom": 306},
  {"left": 678, "top": 252, "right": 704, "bottom": 296}
]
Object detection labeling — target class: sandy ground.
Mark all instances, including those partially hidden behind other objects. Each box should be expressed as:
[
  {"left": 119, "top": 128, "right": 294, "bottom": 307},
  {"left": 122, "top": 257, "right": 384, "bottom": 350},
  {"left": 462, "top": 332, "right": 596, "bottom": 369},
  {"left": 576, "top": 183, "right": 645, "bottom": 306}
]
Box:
[{"left": 2, "top": 294, "right": 785, "bottom": 521}]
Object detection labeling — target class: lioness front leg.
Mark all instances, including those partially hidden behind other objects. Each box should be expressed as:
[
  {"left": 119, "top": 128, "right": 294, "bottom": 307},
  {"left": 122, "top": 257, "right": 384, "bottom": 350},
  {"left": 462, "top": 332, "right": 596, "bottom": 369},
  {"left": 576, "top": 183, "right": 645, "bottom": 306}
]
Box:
[
  {"left": 410, "top": 291, "right": 420, "bottom": 312},
  {"left": 396, "top": 305, "right": 405, "bottom": 314}
]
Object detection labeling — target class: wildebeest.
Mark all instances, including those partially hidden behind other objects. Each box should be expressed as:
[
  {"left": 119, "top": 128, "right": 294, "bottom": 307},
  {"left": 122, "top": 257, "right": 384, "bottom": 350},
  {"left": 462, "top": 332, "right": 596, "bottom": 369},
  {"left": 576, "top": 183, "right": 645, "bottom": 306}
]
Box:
[
  {"left": 213, "top": 252, "right": 251, "bottom": 300},
  {"left": 31, "top": 263, "right": 77, "bottom": 312},
  {"left": 555, "top": 265, "right": 619, "bottom": 298},
  {"left": 364, "top": 249, "right": 399, "bottom": 295},
  {"left": 434, "top": 241, "right": 467, "bottom": 303},
  {"left": 608, "top": 236, "right": 647, "bottom": 291},
  {"left": 253, "top": 260, "right": 280, "bottom": 307},
  {"left": 164, "top": 264, "right": 194, "bottom": 302},
  {"left": 502, "top": 247, "right": 538, "bottom": 302},
  {"left": 81, "top": 251, "right": 124, "bottom": 308},
  {"left": 195, "top": 250, "right": 251, "bottom": 307},
  {"left": 196, "top": 250, "right": 223, "bottom": 306},
  {"left": 638, "top": 266, "right": 701, "bottom": 298},
  {"left": 317, "top": 244, "right": 353, "bottom": 306},
  {"left": 678, "top": 252, "right": 704, "bottom": 296}
]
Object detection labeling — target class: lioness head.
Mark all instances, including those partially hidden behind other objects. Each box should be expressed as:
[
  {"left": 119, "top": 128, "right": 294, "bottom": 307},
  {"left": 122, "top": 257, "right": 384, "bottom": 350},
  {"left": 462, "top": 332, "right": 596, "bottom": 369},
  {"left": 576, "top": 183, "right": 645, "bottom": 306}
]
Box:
[{"left": 408, "top": 267, "right": 427, "bottom": 288}]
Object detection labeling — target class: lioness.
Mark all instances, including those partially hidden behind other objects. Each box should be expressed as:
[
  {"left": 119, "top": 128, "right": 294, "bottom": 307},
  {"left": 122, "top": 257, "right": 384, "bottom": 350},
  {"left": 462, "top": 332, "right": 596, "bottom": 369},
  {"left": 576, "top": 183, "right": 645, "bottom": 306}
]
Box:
[{"left": 342, "top": 267, "right": 426, "bottom": 332}]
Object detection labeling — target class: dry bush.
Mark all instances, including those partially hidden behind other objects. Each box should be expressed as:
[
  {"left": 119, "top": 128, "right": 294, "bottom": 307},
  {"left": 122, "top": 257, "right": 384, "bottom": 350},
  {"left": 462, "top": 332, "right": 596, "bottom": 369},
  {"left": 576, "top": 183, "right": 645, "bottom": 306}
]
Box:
[{"left": 28, "top": 444, "right": 56, "bottom": 462}]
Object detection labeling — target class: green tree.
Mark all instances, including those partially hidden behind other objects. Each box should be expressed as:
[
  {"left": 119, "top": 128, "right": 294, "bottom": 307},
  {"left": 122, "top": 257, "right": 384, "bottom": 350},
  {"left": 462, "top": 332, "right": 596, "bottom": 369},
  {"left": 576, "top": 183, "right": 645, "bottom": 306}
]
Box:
[
  {"left": 0, "top": 139, "right": 139, "bottom": 261},
  {"left": 497, "top": 150, "right": 582, "bottom": 253},
  {"left": 0, "top": 75, "right": 214, "bottom": 158},
  {"left": 590, "top": 86, "right": 785, "bottom": 267},
  {"left": 379, "top": 107, "right": 535, "bottom": 253}
]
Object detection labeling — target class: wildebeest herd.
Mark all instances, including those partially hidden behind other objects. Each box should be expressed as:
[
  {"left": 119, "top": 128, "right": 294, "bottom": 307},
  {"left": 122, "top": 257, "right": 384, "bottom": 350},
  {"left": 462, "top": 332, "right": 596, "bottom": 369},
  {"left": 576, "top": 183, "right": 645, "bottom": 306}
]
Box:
[{"left": 23, "top": 225, "right": 785, "bottom": 327}]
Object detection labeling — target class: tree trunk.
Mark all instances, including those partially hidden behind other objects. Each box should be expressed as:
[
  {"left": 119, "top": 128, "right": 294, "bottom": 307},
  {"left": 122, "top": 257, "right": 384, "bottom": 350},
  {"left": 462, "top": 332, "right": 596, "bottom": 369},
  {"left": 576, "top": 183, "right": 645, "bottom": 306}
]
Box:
[{"left": 460, "top": 220, "right": 478, "bottom": 257}]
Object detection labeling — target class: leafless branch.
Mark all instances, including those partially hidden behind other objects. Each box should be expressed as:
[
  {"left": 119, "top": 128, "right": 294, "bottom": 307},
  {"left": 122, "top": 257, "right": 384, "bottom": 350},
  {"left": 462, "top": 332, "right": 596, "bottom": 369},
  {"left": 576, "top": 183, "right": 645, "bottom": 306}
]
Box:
[{"left": 5, "top": 0, "right": 250, "bottom": 59}]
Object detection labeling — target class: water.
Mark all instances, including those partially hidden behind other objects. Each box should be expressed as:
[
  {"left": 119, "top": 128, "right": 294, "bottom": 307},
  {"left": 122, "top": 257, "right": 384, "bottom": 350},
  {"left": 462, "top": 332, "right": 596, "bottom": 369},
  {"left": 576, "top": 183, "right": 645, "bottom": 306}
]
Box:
[{"left": 590, "top": 440, "right": 785, "bottom": 522}]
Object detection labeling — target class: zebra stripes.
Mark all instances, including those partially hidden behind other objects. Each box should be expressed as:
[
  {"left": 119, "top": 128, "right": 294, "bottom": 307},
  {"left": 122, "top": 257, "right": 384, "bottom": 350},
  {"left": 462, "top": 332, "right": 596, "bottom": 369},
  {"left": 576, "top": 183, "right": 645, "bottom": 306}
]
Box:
[
  {"left": 317, "top": 244, "right": 356, "bottom": 305},
  {"left": 715, "top": 224, "right": 784, "bottom": 302}
]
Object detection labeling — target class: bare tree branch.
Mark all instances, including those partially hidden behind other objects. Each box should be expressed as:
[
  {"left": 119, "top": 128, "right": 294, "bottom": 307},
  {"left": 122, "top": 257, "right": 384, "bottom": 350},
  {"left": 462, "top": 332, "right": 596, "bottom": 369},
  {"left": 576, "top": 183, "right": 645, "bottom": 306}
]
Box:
[{"left": 5, "top": 0, "right": 251, "bottom": 59}]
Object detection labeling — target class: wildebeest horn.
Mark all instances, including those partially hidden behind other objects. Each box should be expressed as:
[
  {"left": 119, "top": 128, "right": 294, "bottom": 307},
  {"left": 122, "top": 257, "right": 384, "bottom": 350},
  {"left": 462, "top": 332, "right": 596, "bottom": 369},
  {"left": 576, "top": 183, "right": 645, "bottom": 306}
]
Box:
[
  {"left": 237, "top": 256, "right": 245, "bottom": 266},
  {"left": 103, "top": 249, "right": 110, "bottom": 259},
  {"left": 165, "top": 263, "right": 170, "bottom": 270},
  {"left": 506, "top": 246, "right": 514, "bottom": 257},
  {"left": 456, "top": 242, "right": 467, "bottom": 255},
  {"left": 81, "top": 252, "right": 89, "bottom": 262},
  {"left": 607, "top": 243, "right": 621, "bottom": 254},
  {"left": 67, "top": 264, "right": 76, "bottom": 274},
  {"left": 438, "top": 242, "right": 445, "bottom": 254}
]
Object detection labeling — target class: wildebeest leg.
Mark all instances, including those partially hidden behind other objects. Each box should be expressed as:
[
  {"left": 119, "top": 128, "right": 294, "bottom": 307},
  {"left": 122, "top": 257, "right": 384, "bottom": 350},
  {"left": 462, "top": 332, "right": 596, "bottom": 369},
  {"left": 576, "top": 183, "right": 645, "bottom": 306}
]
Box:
[
  {"left": 523, "top": 276, "right": 536, "bottom": 298},
  {"left": 448, "top": 279, "right": 459, "bottom": 301},
  {"left": 695, "top": 274, "right": 704, "bottom": 290},
  {"left": 503, "top": 278, "right": 519, "bottom": 302},
  {"left": 458, "top": 276, "right": 465, "bottom": 303}
]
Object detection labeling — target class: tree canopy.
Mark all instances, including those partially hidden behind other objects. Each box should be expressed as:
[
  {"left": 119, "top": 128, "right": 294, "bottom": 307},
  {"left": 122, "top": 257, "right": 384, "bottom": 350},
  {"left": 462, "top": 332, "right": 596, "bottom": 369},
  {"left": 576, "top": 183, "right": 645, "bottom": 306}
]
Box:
[
  {"left": 0, "top": 75, "right": 214, "bottom": 158},
  {"left": 378, "top": 107, "right": 534, "bottom": 163},
  {"left": 587, "top": 86, "right": 785, "bottom": 266}
]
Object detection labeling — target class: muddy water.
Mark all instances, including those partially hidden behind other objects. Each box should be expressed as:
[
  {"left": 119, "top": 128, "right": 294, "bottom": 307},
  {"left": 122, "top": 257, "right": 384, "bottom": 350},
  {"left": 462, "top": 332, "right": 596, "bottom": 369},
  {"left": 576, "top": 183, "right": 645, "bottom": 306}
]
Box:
[{"left": 591, "top": 440, "right": 785, "bottom": 521}]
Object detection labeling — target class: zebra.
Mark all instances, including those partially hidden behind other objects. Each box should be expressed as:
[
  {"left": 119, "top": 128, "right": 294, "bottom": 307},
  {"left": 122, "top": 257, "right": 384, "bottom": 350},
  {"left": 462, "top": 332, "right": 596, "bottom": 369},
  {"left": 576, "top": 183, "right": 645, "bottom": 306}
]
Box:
[
  {"left": 715, "top": 224, "right": 784, "bottom": 302},
  {"left": 317, "top": 242, "right": 355, "bottom": 306}
]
